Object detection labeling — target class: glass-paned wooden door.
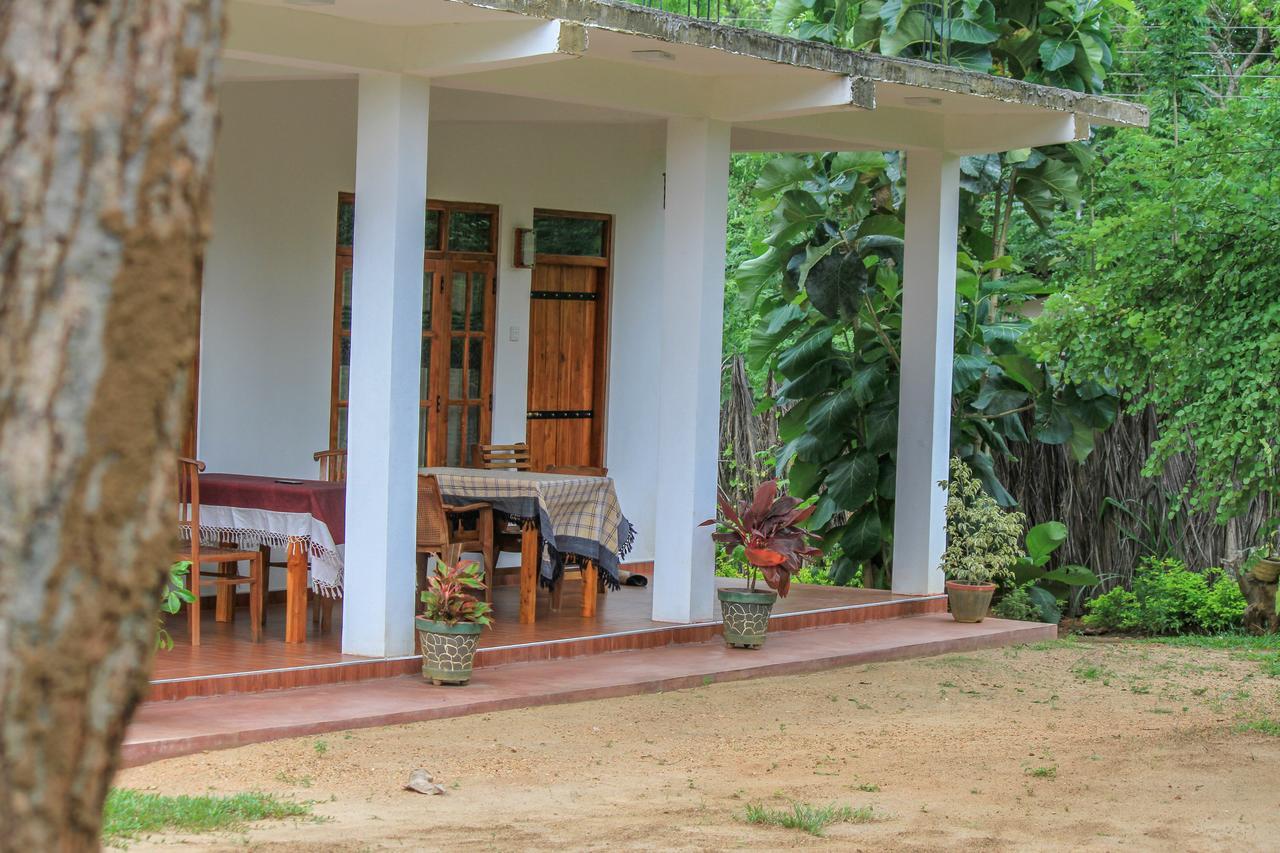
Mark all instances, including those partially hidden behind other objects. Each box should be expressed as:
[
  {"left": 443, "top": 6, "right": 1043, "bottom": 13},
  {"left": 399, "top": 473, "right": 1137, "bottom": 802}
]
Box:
[{"left": 430, "top": 260, "right": 494, "bottom": 467}]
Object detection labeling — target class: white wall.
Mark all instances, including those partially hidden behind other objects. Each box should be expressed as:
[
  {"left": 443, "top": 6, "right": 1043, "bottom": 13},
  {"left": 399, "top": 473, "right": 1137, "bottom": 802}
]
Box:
[{"left": 200, "top": 79, "right": 665, "bottom": 564}]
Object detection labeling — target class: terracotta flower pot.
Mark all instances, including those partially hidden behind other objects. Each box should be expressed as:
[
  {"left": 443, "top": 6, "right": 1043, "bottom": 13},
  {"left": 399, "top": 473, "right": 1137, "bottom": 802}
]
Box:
[
  {"left": 1252, "top": 557, "right": 1280, "bottom": 584},
  {"left": 946, "top": 581, "right": 996, "bottom": 623},
  {"left": 718, "top": 587, "right": 778, "bottom": 649},
  {"left": 416, "top": 617, "right": 483, "bottom": 685}
]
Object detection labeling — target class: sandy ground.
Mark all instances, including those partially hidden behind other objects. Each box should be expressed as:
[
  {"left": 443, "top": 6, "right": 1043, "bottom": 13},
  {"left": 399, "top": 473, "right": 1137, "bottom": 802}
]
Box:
[{"left": 115, "top": 637, "right": 1280, "bottom": 851}]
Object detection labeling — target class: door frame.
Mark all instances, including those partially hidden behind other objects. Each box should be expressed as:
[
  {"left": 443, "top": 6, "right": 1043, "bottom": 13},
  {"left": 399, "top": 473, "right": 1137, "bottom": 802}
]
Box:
[{"left": 529, "top": 208, "right": 613, "bottom": 467}]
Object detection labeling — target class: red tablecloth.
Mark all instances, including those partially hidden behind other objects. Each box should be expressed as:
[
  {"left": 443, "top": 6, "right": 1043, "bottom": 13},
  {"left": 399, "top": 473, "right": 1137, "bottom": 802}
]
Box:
[{"left": 199, "top": 474, "right": 346, "bottom": 544}]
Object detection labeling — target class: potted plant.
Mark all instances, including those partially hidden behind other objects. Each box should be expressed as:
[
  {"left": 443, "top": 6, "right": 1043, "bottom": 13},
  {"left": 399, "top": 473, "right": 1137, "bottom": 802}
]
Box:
[
  {"left": 701, "top": 480, "right": 822, "bottom": 648},
  {"left": 415, "top": 557, "right": 493, "bottom": 685},
  {"left": 939, "top": 458, "right": 1027, "bottom": 623},
  {"left": 1249, "top": 521, "right": 1280, "bottom": 584}
]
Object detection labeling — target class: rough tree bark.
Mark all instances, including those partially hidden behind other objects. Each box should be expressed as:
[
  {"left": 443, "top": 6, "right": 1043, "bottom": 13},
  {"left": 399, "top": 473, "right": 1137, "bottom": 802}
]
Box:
[{"left": 0, "top": 2, "right": 223, "bottom": 848}]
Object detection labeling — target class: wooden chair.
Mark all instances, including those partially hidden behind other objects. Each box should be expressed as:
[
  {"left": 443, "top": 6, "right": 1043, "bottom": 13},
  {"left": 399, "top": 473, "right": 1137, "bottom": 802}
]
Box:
[
  {"left": 176, "top": 458, "right": 265, "bottom": 646},
  {"left": 417, "top": 474, "right": 497, "bottom": 603},
  {"left": 314, "top": 448, "right": 347, "bottom": 482},
  {"left": 472, "top": 442, "right": 531, "bottom": 471},
  {"left": 544, "top": 465, "right": 609, "bottom": 614}
]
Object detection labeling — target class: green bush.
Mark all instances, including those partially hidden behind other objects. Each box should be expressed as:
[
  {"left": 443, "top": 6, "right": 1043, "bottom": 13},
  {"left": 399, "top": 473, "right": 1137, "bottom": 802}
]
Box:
[
  {"left": 1082, "top": 558, "right": 1245, "bottom": 634},
  {"left": 993, "top": 585, "right": 1042, "bottom": 622},
  {"left": 1083, "top": 587, "right": 1141, "bottom": 632},
  {"left": 1196, "top": 569, "right": 1249, "bottom": 633}
]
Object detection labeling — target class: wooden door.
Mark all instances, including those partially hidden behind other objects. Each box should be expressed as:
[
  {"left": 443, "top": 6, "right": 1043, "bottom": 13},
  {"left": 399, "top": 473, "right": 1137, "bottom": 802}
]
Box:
[{"left": 529, "top": 256, "right": 609, "bottom": 468}]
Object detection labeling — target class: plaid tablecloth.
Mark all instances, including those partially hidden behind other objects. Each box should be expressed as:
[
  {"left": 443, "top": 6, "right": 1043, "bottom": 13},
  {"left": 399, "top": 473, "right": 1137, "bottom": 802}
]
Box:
[{"left": 422, "top": 467, "right": 634, "bottom": 589}]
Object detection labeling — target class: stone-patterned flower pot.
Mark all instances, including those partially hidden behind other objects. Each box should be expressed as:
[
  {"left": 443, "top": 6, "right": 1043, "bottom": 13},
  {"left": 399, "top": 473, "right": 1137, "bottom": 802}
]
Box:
[
  {"left": 416, "top": 617, "right": 483, "bottom": 685},
  {"left": 717, "top": 587, "right": 778, "bottom": 649},
  {"left": 946, "top": 581, "right": 996, "bottom": 623}
]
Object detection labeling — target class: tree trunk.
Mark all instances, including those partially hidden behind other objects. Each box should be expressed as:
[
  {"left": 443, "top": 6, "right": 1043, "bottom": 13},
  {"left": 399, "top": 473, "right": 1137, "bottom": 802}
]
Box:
[
  {"left": 0, "top": 2, "right": 223, "bottom": 848},
  {"left": 1239, "top": 570, "right": 1279, "bottom": 636}
]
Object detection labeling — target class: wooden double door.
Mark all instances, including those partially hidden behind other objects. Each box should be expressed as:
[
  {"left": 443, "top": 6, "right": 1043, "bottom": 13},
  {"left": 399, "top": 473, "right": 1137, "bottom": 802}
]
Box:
[{"left": 525, "top": 211, "right": 612, "bottom": 471}]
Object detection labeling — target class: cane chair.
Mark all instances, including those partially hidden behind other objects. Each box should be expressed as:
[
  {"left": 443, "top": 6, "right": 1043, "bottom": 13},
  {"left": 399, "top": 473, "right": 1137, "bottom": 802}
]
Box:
[
  {"left": 176, "top": 457, "right": 265, "bottom": 646},
  {"left": 544, "top": 465, "right": 610, "bottom": 614},
  {"left": 417, "top": 473, "right": 497, "bottom": 603}
]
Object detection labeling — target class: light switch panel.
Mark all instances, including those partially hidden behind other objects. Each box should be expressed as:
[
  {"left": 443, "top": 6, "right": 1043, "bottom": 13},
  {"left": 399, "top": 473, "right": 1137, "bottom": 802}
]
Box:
[{"left": 509, "top": 326, "right": 520, "bottom": 342}]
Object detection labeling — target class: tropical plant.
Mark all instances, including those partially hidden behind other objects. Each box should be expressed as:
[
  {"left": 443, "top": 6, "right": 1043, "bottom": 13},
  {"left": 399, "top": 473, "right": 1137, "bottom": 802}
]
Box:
[
  {"left": 1011, "top": 520, "right": 1099, "bottom": 621},
  {"left": 940, "top": 457, "right": 1026, "bottom": 586},
  {"left": 738, "top": 150, "right": 1117, "bottom": 587},
  {"left": 155, "top": 561, "right": 196, "bottom": 652},
  {"left": 702, "top": 480, "right": 824, "bottom": 596},
  {"left": 420, "top": 559, "right": 494, "bottom": 626}
]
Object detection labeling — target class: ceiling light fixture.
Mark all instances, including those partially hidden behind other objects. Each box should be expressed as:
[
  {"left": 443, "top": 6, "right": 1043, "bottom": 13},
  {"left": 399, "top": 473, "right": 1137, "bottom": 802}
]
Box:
[{"left": 631, "top": 49, "right": 675, "bottom": 62}]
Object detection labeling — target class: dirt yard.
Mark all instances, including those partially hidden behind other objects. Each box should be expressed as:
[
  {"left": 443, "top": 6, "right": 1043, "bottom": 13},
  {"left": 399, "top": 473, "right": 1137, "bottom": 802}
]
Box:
[{"left": 115, "top": 637, "right": 1280, "bottom": 851}]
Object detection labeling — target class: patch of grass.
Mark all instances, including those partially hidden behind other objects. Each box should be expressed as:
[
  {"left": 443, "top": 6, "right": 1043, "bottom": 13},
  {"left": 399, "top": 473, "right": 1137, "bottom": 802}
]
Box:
[
  {"left": 1073, "top": 664, "right": 1107, "bottom": 681},
  {"left": 102, "top": 789, "right": 312, "bottom": 846},
  {"left": 743, "top": 802, "right": 879, "bottom": 837},
  {"left": 1139, "top": 634, "right": 1280, "bottom": 677},
  {"left": 1026, "top": 765, "right": 1058, "bottom": 779},
  {"left": 856, "top": 783, "right": 881, "bottom": 793},
  {"left": 312, "top": 739, "right": 328, "bottom": 756},
  {"left": 1235, "top": 718, "right": 1280, "bottom": 737}
]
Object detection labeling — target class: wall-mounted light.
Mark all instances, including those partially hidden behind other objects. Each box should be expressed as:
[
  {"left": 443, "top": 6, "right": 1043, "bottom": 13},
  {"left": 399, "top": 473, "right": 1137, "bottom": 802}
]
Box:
[{"left": 514, "top": 227, "right": 537, "bottom": 269}]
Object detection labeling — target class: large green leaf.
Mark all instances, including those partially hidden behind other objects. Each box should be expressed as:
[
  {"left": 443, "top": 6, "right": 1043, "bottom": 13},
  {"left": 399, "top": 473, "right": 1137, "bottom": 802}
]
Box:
[
  {"left": 849, "top": 359, "right": 888, "bottom": 405},
  {"left": 776, "top": 326, "right": 836, "bottom": 378},
  {"left": 805, "top": 249, "right": 868, "bottom": 320},
  {"left": 746, "top": 303, "right": 804, "bottom": 368},
  {"left": 1038, "top": 36, "right": 1076, "bottom": 71},
  {"left": 838, "top": 504, "right": 883, "bottom": 560},
  {"left": 953, "top": 353, "right": 991, "bottom": 392},
  {"left": 831, "top": 151, "right": 888, "bottom": 175},
  {"left": 1025, "top": 521, "right": 1067, "bottom": 564},
  {"left": 755, "top": 155, "right": 815, "bottom": 195},
  {"left": 826, "top": 450, "right": 879, "bottom": 510},
  {"left": 806, "top": 386, "right": 860, "bottom": 438},
  {"left": 864, "top": 401, "right": 898, "bottom": 453}
]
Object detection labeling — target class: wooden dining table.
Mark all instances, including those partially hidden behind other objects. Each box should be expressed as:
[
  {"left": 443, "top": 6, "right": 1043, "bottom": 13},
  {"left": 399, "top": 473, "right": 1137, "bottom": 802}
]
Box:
[
  {"left": 193, "top": 473, "right": 346, "bottom": 644},
  {"left": 422, "top": 466, "right": 634, "bottom": 625}
]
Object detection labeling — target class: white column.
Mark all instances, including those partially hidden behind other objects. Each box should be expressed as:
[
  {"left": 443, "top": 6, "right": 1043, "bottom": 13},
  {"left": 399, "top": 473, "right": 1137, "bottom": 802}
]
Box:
[
  {"left": 651, "top": 118, "right": 731, "bottom": 623},
  {"left": 341, "top": 74, "right": 430, "bottom": 656},
  {"left": 891, "top": 148, "right": 960, "bottom": 596}
]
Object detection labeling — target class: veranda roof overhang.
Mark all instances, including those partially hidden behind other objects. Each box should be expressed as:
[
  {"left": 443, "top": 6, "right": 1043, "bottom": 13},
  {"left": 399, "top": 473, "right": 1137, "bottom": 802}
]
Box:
[{"left": 224, "top": 0, "right": 1148, "bottom": 154}]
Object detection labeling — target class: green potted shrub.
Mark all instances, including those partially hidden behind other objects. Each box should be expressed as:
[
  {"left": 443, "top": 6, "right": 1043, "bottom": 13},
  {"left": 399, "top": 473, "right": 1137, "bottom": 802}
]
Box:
[
  {"left": 1249, "top": 522, "right": 1280, "bottom": 584},
  {"left": 701, "top": 480, "right": 822, "bottom": 648},
  {"left": 415, "top": 558, "right": 493, "bottom": 685},
  {"left": 940, "top": 458, "right": 1026, "bottom": 623}
]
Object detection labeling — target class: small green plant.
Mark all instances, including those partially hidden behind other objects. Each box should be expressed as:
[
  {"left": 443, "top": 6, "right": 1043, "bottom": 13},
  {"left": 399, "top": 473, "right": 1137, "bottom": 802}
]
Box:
[
  {"left": 156, "top": 561, "right": 196, "bottom": 651},
  {"left": 1027, "top": 765, "right": 1058, "bottom": 779},
  {"left": 993, "top": 584, "right": 1041, "bottom": 622},
  {"left": 743, "top": 802, "right": 878, "bottom": 837},
  {"left": 1083, "top": 587, "right": 1141, "bottom": 632},
  {"left": 102, "top": 789, "right": 311, "bottom": 845},
  {"left": 312, "top": 740, "right": 328, "bottom": 756},
  {"left": 420, "top": 559, "right": 493, "bottom": 626},
  {"left": 938, "top": 459, "right": 1026, "bottom": 587}
]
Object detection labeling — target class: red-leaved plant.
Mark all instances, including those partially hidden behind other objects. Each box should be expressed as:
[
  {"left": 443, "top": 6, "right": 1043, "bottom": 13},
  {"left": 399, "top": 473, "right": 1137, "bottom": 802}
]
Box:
[
  {"left": 420, "top": 559, "right": 494, "bottom": 627},
  {"left": 700, "top": 480, "right": 823, "bottom": 597}
]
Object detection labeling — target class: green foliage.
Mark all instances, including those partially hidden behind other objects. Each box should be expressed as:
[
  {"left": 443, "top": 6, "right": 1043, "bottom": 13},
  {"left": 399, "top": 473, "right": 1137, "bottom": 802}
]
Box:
[
  {"left": 1082, "top": 587, "right": 1141, "bottom": 632},
  {"left": 1027, "top": 78, "right": 1280, "bottom": 527},
  {"left": 993, "top": 584, "right": 1041, "bottom": 621},
  {"left": 769, "top": 0, "right": 1128, "bottom": 93},
  {"left": 739, "top": 151, "right": 1117, "bottom": 586},
  {"left": 156, "top": 561, "right": 196, "bottom": 652},
  {"left": 419, "top": 558, "right": 493, "bottom": 626},
  {"left": 742, "top": 801, "right": 879, "bottom": 836},
  {"left": 1010, "top": 520, "right": 1099, "bottom": 621},
  {"left": 1082, "top": 558, "right": 1246, "bottom": 634},
  {"left": 102, "top": 789, "right": 311, "bottom": 845},
  {"left": 940, "top": 458, "right": 1026, "bottom": 586}
]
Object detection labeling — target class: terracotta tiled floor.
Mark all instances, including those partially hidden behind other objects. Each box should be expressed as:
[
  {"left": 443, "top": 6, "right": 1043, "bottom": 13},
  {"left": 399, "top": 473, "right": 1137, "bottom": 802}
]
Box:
[
  {"left": 124, "top": 613, "right": 1055, "bottom": 767},
  {"left": 152, "top": 578, "right": 918, "bottom": 682}
]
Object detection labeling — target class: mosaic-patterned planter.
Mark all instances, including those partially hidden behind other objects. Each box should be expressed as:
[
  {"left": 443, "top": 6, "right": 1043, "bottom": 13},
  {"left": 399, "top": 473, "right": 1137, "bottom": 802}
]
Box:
[
  {"left": 416, "top": 617, "right": 482, "bottom": 685},
  {"left": 718, "top": 588, "right": 777, "bottom": 649}
]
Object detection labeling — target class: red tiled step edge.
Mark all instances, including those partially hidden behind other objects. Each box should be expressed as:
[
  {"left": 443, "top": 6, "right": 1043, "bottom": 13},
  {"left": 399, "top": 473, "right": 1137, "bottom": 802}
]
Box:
[
  {"left": 146, "top": 594, "right": 948, "bottom": 702},
  {"left": 123, "top": 613, "right": 1053, "bottom": 767}
]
